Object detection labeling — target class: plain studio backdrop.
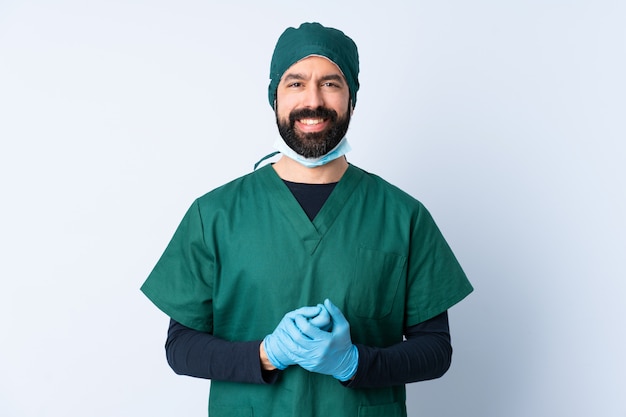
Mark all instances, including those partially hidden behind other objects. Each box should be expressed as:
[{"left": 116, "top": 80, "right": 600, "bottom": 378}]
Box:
[{"left": 1, "top": 1, "right": 624, "bottom": 416}]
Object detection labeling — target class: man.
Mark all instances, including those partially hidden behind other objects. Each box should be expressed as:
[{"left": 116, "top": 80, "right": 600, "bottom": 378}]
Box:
[{"left": 141, "top": 22, "right": 473, "bottom": 417}]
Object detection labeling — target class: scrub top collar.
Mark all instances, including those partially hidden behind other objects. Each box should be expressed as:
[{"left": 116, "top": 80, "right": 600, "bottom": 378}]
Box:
[{"left": 257, "top": 163, "right": 364, "bottom": 255}]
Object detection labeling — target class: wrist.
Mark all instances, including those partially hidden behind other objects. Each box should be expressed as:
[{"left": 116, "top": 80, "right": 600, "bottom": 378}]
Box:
[
  {"left": 259, "top": 340, "right": 278, "bottom": 371},
  {"left": 333, "top": 345, "right": 359, "bottom": 381}
]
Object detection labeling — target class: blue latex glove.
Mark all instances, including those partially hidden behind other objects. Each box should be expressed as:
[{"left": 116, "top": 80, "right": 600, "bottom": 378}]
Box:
[
  {"left": 287, "top": 299, "right": 359, "bottom": 381},
  {"left": 263, "top": 305, "right": 322, "bottom": 370},
  {"left": 308, "top": 302, "right": 332, "bottom": 331}
]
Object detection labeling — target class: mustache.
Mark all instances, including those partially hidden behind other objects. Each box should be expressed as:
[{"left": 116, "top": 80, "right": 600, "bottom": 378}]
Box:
[{"left": 288, "top": 107, "right": 338, "bottom": 124}]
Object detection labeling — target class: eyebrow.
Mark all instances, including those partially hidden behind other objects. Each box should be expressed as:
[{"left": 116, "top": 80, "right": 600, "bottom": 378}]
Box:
[{"left": 282, "top": 73, "right": 345, "bottom": 84}]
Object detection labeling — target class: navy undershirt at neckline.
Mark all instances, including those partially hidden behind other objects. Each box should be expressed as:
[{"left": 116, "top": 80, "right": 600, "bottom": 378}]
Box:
[{"left": 282, "top": 180, "right": 338, "bottom": 221}]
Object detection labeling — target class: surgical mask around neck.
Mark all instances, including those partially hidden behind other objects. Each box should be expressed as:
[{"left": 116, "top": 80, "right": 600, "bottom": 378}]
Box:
[{"left": 273, "top": 136, "right": 351, "bottom": 168}]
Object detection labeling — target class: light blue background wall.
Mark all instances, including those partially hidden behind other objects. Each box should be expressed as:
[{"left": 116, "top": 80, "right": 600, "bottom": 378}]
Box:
[{"left": 1, "top": 1, "right": 624, "bottom": 416}]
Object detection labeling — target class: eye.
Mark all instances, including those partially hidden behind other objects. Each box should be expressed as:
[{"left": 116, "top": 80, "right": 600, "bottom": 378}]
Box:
[
  {"left": 322, "top": 80, "right": 346, "bottom": 89},
  {"left": 288, "top": 82, "right": 303, "bottom": 88}
]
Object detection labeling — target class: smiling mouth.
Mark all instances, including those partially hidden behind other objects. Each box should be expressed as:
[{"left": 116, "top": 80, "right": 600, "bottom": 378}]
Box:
[{"left": 298, "top": 118, "right": 326, "bottom": 125}]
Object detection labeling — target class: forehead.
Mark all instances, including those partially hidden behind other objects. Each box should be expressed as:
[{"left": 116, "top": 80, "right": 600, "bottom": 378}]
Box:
[{"left": 280, "top": 55, "right": 345, "bottom": 81}]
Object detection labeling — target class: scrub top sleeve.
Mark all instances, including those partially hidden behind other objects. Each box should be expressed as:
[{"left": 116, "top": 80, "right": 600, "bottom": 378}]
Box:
[
  {"left": 404, "top": 204, "right": 473, "bottom": 327},
  {"left": 141, "top": 200, "right": 215, "bottom": 333}
]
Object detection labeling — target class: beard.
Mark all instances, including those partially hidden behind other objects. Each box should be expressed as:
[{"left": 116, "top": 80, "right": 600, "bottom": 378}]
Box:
[{"left": 276, "top": 105, "right": 351, "bottom": 159}]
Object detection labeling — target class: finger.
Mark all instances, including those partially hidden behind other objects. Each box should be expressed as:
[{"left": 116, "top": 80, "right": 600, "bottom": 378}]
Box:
[
  {"left": 324, "top": 299, "right": 349, "bottom": 329},
  {"left": 294, "top": 314, "right": 329, "bottom": 340},
  {"left": 280, "top": 313, "right": 306, "bottom": 339},
  {"left": 278, "top": 317, "right": 315, "bottom": 356},
  {"left": 287, "top": 305, "right": 322, "bottom": 319},
  {"left": 323, "top": 299, "right": 343, "bottom": 318},
  {"left": 309, "top": 304, "right": 331, "bottom": 330}
]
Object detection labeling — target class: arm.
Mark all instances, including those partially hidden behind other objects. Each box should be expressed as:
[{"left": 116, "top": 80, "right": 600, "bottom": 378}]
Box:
[
  {"left": 165, "top": 319, "right": 279, "bottom": 384},
  {"left": 166, "top": 311, "right": 451, "bottom": 387},
  {"left": 345, "top": 311, "right": 452, "bottom": 388}
]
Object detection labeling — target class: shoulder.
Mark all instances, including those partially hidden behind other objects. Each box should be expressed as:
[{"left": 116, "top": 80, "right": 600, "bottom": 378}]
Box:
[
  {"left": 194, "top": 165, "right": 271, "bottom": 207},
  {"left": 350, "top": 164, "right": 427, "bottom": 210}
]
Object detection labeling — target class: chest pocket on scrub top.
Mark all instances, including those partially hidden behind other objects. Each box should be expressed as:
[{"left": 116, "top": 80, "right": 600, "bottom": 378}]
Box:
[{"left": 349, "top": 246, "right": 407, "bottom": 319}]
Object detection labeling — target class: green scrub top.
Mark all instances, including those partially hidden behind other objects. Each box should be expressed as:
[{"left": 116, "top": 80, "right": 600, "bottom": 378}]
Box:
[{"left": 141, "top": 164, "right": 473, "bottom": 417}]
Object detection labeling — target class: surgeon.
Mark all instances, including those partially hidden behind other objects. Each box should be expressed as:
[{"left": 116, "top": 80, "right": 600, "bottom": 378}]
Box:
[{"left": 141, "top": 22, "right": 473, "bottom": 417}]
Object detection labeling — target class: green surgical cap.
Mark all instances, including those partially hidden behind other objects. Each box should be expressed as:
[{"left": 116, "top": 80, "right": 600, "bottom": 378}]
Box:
[{"left": 268, "top": 22, "right": 360, "bottom": 108}]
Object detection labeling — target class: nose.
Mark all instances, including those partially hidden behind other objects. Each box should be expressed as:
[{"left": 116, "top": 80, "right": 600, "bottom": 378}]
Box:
[{"left": 301, "top": 85, "right": 324, "bottom": 108}]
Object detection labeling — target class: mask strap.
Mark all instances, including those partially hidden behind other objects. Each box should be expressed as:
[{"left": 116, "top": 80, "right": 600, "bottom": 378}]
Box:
[{"left": 254, "top": 151, "right": 280, "bottom": 170}]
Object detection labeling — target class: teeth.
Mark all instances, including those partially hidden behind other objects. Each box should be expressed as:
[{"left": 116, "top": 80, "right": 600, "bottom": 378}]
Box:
[{"left": 300, "top": 118, "right": 324, "bottom": 125}]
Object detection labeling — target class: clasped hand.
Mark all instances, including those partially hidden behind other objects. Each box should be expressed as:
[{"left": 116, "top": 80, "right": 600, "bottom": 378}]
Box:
[{"left": 263, "top": 299, "right": 358, "bottom": 381}]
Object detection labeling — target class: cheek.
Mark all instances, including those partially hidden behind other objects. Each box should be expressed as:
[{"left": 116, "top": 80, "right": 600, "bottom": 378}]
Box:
[
  {"left": 275, "top": 106, "right": 291, "bottom": 125},
  {"left": 327, "top": 94, "right": 350, "bottom": 115},
  {"left": 274, "top": 95, "right": 296, "bottom": 121}
]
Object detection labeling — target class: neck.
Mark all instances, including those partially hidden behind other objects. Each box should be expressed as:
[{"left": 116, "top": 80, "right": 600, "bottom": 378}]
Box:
[{"left": 272, "top": 155, "right": 348, "bottom": 184}]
